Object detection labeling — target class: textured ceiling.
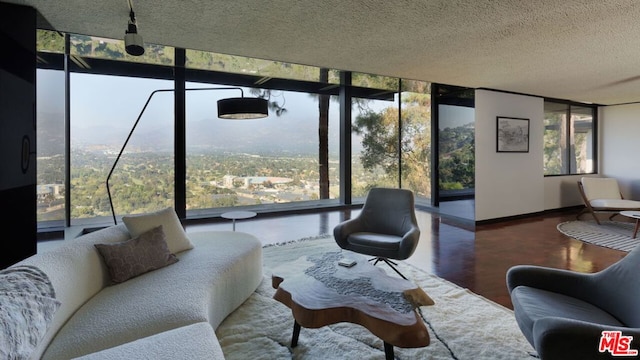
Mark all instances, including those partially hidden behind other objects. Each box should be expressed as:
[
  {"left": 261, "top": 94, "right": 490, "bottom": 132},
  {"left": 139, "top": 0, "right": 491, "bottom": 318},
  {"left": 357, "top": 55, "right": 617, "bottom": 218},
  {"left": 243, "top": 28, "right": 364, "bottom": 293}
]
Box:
[{"left": 6, "top": 0, "right": 640, "bottom": 105}]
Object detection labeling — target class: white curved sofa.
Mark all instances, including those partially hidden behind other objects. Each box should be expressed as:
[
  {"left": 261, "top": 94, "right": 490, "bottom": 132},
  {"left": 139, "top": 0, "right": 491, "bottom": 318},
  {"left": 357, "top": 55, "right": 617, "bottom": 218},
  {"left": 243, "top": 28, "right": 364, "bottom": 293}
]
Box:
[{"left": 9, "top": 222, "right": 262, "bottom": 359}]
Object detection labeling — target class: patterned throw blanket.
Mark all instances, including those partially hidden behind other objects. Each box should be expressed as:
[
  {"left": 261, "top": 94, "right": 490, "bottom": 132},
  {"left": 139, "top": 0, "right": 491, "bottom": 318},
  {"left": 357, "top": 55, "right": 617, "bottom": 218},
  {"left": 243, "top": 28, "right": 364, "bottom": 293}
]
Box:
[{"left": 0, "top": 265, "right": 61, "bottom": 360}]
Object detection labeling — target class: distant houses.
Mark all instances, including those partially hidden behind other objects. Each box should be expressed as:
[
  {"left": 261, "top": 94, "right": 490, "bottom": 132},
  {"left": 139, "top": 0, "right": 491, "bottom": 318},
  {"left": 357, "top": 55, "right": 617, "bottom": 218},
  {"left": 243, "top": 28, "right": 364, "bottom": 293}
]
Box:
[
  {"left": 222, "top": 175, "right": 292, "bottom": 189},
  {"left": 37, "top": 184, "right": 64, "bottom": 200}
]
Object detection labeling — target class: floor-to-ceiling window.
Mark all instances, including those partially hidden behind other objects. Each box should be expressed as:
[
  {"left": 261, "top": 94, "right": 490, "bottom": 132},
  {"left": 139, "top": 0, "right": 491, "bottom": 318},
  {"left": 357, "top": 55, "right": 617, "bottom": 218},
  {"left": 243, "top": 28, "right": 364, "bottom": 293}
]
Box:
[
  {"left": 434, "top": 85, "right": 475, "bottom": 204},
  {"left": 183, "top": 51, "right": 343, "bottom": 216},
  {"left": 35, "top": 30, "right": 441, "bottom": 231},
  {"left": 37, "top": 33, "right": 365, "bottom": 229},
  {"left": 349, "top": 76, "right": 433, "bottom": 204},
  {"left": 40, "top": 28, "right": 605, "bottom": 234},
  {"left": 35, "top": 28, "right": 602, "bottom": 234},
  {"left": 36, "top": 31, "right": 178, "bottom": 228},
  {"left": 430, "top": 84, "right": 475, "bottom": 221}
]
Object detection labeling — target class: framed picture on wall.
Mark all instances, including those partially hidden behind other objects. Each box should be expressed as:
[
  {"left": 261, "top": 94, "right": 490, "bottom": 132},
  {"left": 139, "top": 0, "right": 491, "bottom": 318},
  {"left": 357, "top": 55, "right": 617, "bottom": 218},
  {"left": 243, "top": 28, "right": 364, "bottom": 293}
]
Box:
[{"left": 496, "top": 116, "right": 529, "bottom": 153}]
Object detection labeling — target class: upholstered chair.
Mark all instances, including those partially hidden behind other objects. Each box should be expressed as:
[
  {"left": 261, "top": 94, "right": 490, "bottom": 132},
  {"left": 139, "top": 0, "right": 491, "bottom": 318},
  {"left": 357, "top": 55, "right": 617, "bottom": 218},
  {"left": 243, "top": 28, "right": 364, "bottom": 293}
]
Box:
[
  {"left": 577, "top": 177, "right": 640, "bottom": 224},
  {"left": 507, "top": 245, "right": 640, "bottom": 359},
  {"left": 333, "top": 187, "right": 420, "bottom": 279}
]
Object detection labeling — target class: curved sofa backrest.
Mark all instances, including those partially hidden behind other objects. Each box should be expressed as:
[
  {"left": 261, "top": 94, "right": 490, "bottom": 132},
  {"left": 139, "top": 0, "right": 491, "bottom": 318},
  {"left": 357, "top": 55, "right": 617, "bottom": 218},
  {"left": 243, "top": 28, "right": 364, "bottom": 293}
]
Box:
[{"left": 16, "top": 224, "right": 131, "bottom": 360}]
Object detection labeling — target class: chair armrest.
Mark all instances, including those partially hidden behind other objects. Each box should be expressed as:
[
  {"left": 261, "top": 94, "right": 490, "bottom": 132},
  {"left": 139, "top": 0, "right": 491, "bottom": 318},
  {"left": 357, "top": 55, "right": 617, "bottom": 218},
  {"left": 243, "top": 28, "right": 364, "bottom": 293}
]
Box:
[
  {"left": 398, "top": 226, "right": 420, "bottom": 259},
  {"left": 506, "top": 265, "right": 595, "bottom": 299},
  {"left": 534, "top": 317, "right": 640, "bottom": 359},
  {"left": 333, "top": 217, "right": 363, "bottom": 248}
]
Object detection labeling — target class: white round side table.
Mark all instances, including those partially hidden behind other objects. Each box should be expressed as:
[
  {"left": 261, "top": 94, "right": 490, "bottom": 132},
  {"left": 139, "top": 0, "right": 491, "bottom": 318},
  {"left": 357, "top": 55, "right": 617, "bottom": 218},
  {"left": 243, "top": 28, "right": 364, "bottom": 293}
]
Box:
[
  {"left": 620, "top": 211, "right": 640, "bottom": 239},
  {"left": 221, "top": 211, "right": 257, "bottom": 231}
]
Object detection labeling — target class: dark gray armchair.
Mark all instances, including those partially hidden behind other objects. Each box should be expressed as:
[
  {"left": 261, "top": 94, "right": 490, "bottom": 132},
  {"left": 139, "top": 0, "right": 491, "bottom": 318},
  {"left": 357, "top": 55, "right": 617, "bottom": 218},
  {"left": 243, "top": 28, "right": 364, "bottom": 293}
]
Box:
[
  {"left": 507, "top": 246, "right": 640, "bottom": 360},
  {"left": 333, "top": 187, "right": 420, "bottom": 279}
]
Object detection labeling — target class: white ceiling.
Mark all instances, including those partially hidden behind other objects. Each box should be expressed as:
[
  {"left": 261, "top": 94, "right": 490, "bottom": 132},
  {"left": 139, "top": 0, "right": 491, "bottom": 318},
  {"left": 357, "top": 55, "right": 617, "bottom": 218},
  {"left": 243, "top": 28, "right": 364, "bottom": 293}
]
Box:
[{"left": 6, "top": 0, "right": 640, "bottom": 106}]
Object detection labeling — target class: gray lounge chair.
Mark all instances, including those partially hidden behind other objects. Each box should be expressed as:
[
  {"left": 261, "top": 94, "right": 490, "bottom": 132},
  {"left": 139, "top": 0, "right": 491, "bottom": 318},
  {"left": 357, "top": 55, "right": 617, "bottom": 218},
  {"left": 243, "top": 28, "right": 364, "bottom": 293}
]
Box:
[
  {"left": 507, "top": 246, "right": 640, "bottom": 359},
  {"left": 333, "top": 187, "right": 420, "bottom": 279}
]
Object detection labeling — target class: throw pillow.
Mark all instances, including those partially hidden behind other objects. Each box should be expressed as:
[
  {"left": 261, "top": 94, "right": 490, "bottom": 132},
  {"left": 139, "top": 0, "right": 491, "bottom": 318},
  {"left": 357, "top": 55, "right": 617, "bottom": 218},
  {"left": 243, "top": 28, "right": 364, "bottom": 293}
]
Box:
[
  {"left": 95, "top": 225, "right": 179, "bottom": 284},
  {"left": 122, "top": 207, "right": 194, "bottom": 254}
]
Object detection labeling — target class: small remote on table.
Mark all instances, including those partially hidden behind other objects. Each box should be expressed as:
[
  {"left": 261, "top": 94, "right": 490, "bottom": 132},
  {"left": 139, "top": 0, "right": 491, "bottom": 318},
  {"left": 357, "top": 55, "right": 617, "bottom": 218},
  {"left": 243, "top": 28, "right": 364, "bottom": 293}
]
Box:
[{"left": 338, "top": 258, "right": 357, "bottom": 267}]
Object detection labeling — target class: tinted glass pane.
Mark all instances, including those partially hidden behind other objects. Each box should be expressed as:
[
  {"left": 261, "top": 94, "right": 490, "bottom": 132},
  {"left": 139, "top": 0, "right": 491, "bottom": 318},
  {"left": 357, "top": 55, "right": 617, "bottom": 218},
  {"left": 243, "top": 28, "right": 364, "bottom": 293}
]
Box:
[
  {"left": 438, "top": 104, "right": 475, "bottom": 194},
  {"left": 70, "top": 74, "right": 174, "bottom": 225},
  {"left": 543, "top": 101, "right": 595, "bottom": 175},
  {"left": 434, "top": 84, "right": 476, "bottom": 207},
  {"left": 400, "top": 80, "right": 432, "bottom": 203},
  {"left": 37, "top": 69, "right": 65, "bottom": 227},
  {"left": 571, "top": 106, "right": 594, "bottom": 174},
  {"left": 185, "top": 83, "right": 340, "bottom": 214},
  {"left": 351, "top": 95, "right": 399, "bottom": 202},
  {"left": 544, "top": 102, "right": 568, "bottom": 175}
]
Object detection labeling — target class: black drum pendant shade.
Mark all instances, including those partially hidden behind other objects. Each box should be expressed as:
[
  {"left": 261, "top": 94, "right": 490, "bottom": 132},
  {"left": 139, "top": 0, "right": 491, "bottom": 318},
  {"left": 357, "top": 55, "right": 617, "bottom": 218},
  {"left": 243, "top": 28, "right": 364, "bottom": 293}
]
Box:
[{"left": 217, "top": 97, "right": 269, "bottom": 119}]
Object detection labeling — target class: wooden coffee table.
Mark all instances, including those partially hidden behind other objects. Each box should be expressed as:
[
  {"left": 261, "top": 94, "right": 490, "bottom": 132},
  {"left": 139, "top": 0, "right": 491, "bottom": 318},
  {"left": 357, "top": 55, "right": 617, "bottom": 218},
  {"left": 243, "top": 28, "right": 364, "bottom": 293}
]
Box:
[{"left": 272, "top": 251, "right": 434, "bottom": 359}]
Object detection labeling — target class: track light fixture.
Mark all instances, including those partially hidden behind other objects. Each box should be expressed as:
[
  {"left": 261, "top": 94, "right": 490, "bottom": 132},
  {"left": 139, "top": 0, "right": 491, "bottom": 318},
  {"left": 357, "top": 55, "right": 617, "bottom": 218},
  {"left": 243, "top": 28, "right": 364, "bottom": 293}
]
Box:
[{"left": 124, "top": 0, "right": 144, "bottom": 56}]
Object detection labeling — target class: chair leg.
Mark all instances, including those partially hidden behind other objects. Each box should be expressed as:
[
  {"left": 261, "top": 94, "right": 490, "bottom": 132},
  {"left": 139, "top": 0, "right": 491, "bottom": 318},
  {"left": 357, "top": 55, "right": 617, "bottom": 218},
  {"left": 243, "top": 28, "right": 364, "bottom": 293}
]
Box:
[
  {"left": 368, "top": 257, "right": 408, "bottom": 280},
  {"left": 576, "top": 207, "right": 601, "bottom": 224}
]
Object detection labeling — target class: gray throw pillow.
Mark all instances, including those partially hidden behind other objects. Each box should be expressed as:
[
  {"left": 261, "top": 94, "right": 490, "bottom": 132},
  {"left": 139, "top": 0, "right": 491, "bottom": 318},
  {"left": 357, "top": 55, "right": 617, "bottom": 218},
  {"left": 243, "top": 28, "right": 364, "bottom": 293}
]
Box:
[{"left": 95, "top": 225, "right": 178, "bottom": 284}]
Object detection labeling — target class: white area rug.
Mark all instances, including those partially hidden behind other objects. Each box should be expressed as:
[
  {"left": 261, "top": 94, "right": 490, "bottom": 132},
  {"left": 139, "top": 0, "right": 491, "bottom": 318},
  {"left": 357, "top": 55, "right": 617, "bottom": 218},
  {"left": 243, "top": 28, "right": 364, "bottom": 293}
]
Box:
[
  {"left": 557, "top": 220, "right": 639, "bottom": 252},
  {"left": 216, "top": 236, "right": 537, "bottom": 359}
]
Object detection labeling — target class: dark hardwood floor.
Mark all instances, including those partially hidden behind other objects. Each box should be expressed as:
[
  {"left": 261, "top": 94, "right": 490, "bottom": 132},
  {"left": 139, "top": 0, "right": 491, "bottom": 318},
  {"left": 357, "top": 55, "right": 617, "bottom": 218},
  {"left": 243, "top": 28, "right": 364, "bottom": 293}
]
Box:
[{"left": 185, "top": 205, "right": 628, "bottom": 310}]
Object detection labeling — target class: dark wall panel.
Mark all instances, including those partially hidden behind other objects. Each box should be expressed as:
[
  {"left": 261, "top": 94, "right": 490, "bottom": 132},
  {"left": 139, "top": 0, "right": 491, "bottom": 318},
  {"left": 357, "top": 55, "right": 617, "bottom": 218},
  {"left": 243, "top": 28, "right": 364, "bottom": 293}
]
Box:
[
  {"left": 0, "top": 2, "right": 37, "bottom": 269},
  {"left": 0, "top": 185, "right": 37, "bottom": 267}
]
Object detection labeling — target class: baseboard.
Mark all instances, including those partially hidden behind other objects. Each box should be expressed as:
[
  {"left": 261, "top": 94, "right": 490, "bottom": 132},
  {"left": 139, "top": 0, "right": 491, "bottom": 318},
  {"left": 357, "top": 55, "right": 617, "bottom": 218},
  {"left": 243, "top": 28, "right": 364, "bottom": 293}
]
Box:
[{"left": 475, "top": 206, "right": 583, "bottom": 225}]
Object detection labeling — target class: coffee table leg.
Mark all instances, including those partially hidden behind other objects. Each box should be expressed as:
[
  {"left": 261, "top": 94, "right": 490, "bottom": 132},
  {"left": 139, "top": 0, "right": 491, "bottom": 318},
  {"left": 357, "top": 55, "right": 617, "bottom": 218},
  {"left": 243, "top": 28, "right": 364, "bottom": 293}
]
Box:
[
  {"left": 291, "top": 321, "right": 301, "bottom": 347},
  {"left": 634, "top": 219, "right": 640, "bottom": 239},
  {"left": 384, "top": 341, "right": 394, "bottom": 360}
]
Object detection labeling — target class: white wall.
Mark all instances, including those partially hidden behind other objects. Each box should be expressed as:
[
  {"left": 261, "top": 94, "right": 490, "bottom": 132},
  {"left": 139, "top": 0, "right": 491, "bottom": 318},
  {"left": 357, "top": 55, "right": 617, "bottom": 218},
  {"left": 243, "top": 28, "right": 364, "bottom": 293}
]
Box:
[
  {"left": 467, "top": 89, "right": 640, "bottom": 221},
  {"left": 543, "top": 175, "right": 588, "bottom": 209},
  {"left": 474, "top": 90, "right": 544, "bottom": 221},
  {"left": 601, "top": 104, "right": 640, "bottom": 199}
]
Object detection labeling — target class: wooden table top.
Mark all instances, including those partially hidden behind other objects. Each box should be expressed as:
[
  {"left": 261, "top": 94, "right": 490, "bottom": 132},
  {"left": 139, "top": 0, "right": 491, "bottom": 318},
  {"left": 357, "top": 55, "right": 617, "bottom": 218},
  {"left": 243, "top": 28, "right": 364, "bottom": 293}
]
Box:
[{"left": 272, "top": 251, "right": 434, "bottom": 348}]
